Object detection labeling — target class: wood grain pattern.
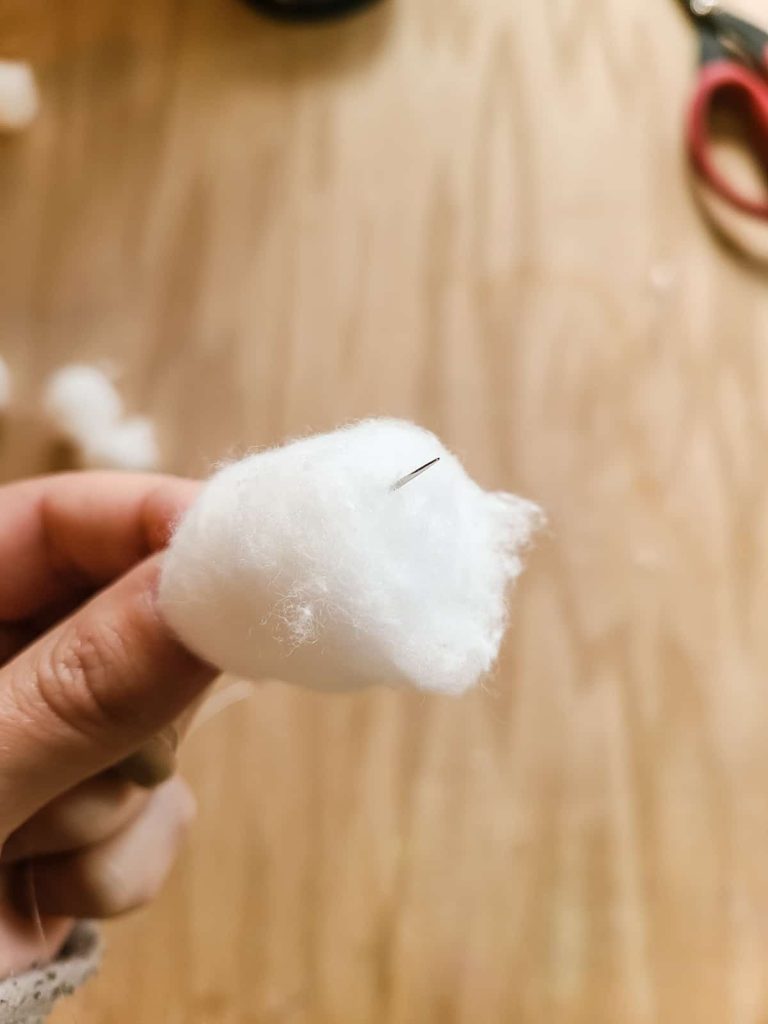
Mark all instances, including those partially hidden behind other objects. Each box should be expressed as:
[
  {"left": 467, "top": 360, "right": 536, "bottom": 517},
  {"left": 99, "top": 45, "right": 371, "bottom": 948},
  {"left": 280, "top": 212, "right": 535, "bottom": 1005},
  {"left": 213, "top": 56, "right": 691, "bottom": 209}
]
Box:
[{"left": 2, "top": 0, "right": 768, "bottom": 1020}]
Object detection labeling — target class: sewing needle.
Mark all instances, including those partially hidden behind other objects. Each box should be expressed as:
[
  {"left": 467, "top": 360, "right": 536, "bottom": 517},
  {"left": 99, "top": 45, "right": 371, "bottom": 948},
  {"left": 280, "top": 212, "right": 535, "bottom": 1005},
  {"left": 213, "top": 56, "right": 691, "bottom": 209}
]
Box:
[{"left": 391, "top": 457, "right": 440, "bottom": 491}]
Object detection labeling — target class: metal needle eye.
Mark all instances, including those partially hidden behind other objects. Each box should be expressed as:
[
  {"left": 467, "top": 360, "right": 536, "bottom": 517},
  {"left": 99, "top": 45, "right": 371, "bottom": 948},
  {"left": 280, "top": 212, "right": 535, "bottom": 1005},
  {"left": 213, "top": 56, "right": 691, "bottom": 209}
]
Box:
[{"left": 391, "top": 457, "right": 441, "bottom": 492}]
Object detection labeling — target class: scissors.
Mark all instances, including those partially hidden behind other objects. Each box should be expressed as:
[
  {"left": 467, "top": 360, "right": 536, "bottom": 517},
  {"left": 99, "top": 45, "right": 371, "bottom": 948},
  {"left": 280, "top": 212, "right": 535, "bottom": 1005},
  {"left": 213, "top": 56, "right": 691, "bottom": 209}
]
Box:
[{"left": 682, "top": 1, "right": 768, "bottom": 220}]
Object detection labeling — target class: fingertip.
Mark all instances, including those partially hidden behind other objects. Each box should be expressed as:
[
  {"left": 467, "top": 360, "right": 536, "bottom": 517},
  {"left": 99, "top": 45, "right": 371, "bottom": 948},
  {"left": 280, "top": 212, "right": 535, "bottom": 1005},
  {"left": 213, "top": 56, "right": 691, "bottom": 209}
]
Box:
[
  {"left": 0, "top": 472, "right": 202, "bottom": 622},
  {"left": 24, "top": 777, "right": 196, "bottom": 919},
  {"left": 115, "top": 726, "right": 179, "bottom": 788},
  {"left": 141, "top": 479, "right": 201, "bottom": 553},
  {"left": 0, "top": 559, "right": 216, "bottom": 832}
]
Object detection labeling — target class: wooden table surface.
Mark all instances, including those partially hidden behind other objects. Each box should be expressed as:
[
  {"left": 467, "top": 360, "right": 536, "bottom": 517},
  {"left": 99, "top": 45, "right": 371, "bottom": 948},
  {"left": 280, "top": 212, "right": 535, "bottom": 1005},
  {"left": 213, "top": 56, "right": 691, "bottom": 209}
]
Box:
[{"left": 3, "top": 0, "right": 768, "bottom": 1020}]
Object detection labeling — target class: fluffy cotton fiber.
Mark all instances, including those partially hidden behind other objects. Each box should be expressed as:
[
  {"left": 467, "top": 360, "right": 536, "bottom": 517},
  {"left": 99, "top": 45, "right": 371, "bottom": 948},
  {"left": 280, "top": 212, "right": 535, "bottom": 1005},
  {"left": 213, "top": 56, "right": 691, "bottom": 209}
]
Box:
[{"left": 159, "top": 419, "right": 541, "bottom": 695}]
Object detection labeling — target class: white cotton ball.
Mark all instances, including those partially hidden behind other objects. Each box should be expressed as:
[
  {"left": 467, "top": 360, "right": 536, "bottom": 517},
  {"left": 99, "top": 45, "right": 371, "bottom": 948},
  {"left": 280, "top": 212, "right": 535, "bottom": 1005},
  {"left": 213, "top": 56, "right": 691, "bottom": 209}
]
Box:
[
  {"left": 0, "top": 357, "right": 11, "bottom": 411},
  {"left": 159, "top": 419, "right": 542, "bottom": 696},
  {"left": 81, "top": 416, "right": 160, "bottom": 472},
  {"left": 43, "top": 364, "right": 123, "bottom": 443},
  {"left": 0, "top": 61, "right": 39, "bottom": 133},
  {"left": 43, "top": 364, "right": 160, "bottom": 472}
]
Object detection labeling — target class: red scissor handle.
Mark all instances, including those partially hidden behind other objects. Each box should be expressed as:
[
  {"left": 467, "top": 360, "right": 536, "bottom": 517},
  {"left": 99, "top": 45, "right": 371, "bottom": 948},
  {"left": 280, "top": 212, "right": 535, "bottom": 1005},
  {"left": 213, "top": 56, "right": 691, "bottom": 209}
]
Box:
[{"left": 687, "top": 59, "right": 768, "bottom": 220}]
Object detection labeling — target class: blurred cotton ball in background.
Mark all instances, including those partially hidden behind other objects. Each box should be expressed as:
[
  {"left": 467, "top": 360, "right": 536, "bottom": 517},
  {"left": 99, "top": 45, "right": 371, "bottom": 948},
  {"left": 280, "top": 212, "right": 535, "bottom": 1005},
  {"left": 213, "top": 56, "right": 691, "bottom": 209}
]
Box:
[
  {"left": 81, "top": 416, "right": 160, "bottom": 472},
  {"left": 43, "top": 364, "right": 123, "bottom": 441},
  {"left": 0, "top": 61, "right": 39, "bottom": 132},
  {"left": 43, "top": 364, "right": 161, "bottom": 471}
]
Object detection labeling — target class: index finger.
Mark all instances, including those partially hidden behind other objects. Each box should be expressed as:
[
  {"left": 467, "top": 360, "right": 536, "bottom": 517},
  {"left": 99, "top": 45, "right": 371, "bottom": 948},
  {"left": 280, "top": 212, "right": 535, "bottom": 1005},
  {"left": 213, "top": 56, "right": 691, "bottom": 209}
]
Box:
[{"left": 0, "top": 473, "right": 200, "bottom": 623}]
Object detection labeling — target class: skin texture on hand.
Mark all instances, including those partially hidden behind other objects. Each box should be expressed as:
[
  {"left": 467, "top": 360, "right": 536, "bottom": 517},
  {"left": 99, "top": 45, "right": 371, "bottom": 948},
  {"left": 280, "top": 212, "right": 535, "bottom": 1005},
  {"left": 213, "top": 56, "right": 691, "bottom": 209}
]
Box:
[{"left": 0, "top": 473, "right": 217, "bottom": 979}]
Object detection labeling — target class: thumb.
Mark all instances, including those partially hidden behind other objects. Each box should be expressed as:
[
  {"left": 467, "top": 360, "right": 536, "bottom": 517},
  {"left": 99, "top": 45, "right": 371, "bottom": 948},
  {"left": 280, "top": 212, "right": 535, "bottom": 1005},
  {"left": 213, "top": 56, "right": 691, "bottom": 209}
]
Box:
[{"left": 0, "top": 558, "right": 215, "bottom": 837}]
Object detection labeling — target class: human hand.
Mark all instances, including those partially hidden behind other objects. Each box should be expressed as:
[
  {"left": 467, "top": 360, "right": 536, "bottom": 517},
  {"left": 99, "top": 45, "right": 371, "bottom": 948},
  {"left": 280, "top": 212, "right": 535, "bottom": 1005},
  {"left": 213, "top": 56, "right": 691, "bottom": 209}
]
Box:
[{"left": 0, "top": 473, "right": 216, "bottom": 978}]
